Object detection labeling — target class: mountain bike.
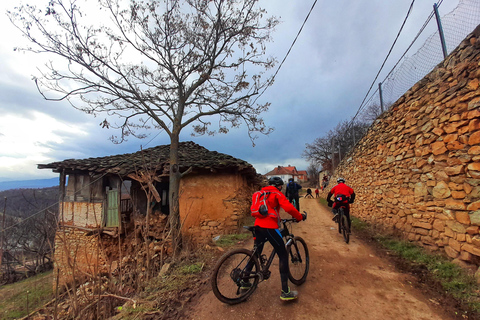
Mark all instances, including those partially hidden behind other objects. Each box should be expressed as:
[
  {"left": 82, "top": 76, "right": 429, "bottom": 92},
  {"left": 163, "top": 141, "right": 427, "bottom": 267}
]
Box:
[
  {"left": 211, "top": 213, "right": 309, "bottom": 305},
  {"left": 335, "top": 207, "right": 350, "bottom": 244}
]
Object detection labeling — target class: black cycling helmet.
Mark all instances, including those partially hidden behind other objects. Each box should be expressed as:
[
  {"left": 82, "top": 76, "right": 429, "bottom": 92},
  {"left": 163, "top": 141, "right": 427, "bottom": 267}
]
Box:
[
  {"left": 288, "top": 178, "right": 294, "bottom": 182},
  {"left": 337, "top": 177, "right": 345, "bottom": 183},
  {"left": 268, "top": 176, "right": 284, "bottom": 186}
]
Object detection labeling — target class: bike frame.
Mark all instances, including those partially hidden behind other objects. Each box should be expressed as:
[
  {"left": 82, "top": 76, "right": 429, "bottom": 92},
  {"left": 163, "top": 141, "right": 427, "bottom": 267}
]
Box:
[{"left": 244, "top": 219, "right": 298, "bottom": 281}]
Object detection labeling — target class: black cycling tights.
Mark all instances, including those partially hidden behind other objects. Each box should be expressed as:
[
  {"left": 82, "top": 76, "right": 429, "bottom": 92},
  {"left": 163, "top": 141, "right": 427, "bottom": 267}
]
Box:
[{"left": 254, "top": 227, "right": 289, "bottom": 293}]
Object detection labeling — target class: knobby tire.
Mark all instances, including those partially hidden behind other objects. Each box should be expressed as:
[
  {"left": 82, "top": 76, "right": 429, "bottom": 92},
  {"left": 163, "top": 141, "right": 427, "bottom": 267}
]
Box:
[
  {"left": 287, "top": 236, "right": 309, "bottom": 285},
  {"left": 337, "top": 211, "right": 342, "bottom": 234},
  {"left": 341, "top": 212, "right": 350, "bottom": 244},
  {"left": 211, "top": 248, "right": 260, "bottom": 305}
]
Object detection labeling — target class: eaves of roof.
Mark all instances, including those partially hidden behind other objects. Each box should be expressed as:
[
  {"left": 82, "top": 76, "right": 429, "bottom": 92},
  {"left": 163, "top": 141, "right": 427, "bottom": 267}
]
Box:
[{"left": 38, "top": 141, "right": 256, "bottom": 178}]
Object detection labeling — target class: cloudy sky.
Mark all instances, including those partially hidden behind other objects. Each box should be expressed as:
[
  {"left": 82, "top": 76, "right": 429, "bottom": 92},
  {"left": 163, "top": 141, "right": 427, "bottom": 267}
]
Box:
[{"left": 0, "top": 0, "right": 464, "bottom": 181}]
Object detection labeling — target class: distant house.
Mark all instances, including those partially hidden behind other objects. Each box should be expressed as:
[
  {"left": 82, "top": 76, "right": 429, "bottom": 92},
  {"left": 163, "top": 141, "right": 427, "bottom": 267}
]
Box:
[
  {"left": 297, "top": 170, "right": 308, "bottom": 182},
  {"left": 38, "top": 141, "right": 259, "bottom": 288},
  {"left": 264, "top": 165, "right": 307, "bottom": 184}
]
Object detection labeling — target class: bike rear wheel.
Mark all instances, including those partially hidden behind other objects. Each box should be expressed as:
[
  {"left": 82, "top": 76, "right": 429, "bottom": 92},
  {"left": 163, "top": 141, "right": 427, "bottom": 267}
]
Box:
[
  {"left": 337, "top": 212, "right": 342, "bottom": 234},
  {"left": 211, "top": 248, "right": 260, "bottom": 305},
  {"left": 287, "top": 236, "right": 309, "bottom": 285},
  {"left": 340, "top": 212, "right": 350, "bottom": 244}
]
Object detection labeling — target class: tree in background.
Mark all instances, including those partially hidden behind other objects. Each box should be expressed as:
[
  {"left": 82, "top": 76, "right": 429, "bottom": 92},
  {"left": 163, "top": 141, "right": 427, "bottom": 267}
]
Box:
[
  {"left": 9, "top": 0, "right": 278, "bottom": 252},
  {"left": 306, "top": 162, "right": 321, "bottom": 187},
  {"left": 304, "top": 120, "right": 369, "bottom": 173},
  {"left": 361, "top": 103, "right": 383, "bottom": 123},
  {"left": 0, "top": 190, "right": 57, "bottom": 282}
]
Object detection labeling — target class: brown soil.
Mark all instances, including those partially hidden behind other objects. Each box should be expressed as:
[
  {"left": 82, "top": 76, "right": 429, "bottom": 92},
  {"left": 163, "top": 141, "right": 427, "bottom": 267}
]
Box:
[{"left": 184, "top": 197, "right": 475, "bottom": 320}]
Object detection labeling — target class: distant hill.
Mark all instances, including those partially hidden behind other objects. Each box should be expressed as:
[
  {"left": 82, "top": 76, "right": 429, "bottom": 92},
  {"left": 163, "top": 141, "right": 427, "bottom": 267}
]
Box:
[
  {"left": 0, "top": 186, "right": 59, "bottom": 218},
  {"left": 0, "top": 178, "right": 58, "bottom": 191}
]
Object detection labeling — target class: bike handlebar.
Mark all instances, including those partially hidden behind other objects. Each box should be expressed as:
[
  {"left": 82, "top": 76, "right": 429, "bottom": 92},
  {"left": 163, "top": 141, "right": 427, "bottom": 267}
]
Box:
[{"left": 281, "top": 211, "right": 307, "bottom": 223}]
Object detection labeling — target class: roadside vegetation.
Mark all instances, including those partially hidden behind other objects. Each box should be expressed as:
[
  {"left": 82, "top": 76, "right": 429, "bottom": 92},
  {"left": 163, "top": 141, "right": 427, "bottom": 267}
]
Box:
[{"left": 0, "top": 271, "right": 54, "bottom": 319}]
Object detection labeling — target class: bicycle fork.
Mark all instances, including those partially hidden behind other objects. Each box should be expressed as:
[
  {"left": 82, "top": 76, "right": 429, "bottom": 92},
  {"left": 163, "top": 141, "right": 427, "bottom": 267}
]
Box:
[{"left": 287, "top": 238, "right": 303, "bottom": 264}]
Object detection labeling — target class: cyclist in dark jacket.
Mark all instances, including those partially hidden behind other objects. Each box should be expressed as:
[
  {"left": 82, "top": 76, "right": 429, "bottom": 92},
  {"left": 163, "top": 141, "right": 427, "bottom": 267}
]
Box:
[
  {"left": 285, "top": 178, "right": 302, "bottom": 211},
  {"left": 249, "top": 176, "right": 305, "bottom": 301}
]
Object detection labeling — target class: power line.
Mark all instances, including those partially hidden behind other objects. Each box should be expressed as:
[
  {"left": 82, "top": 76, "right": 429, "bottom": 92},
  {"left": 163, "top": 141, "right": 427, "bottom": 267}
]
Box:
[
  {"left": 349, "top": 0, "right": 417, "bottom": 125},
  {"left": 251, "top": 0, "right": 318, "bottom": 106}
]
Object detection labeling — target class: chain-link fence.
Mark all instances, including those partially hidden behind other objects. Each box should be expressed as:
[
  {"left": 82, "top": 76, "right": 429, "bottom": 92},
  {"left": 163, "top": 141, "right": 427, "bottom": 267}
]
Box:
[{"left": 361, "top": 0, "right": 480, "bottom": 118}]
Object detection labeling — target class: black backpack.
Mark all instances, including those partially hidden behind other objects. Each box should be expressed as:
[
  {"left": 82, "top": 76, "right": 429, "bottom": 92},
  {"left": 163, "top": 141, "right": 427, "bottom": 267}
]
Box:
[{"left": 287, "top": 182, "right": 298, "bottom": 195}]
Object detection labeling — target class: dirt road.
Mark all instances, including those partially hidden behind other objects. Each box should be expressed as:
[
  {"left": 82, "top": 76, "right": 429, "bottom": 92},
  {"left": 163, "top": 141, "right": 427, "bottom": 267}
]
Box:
[{"left": 188, "top": 198, "right": 456, "bottom": 320}]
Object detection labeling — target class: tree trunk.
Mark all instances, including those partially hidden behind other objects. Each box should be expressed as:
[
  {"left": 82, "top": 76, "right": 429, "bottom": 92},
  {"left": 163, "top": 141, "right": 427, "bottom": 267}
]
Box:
[{"left": 168, "top": 134, "right": 182, "bottom": 255}]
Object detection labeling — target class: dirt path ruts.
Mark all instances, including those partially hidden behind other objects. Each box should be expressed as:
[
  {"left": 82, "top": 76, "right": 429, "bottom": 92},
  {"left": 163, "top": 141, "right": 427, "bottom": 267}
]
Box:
[{"left": 188, "top": 198, "right": 455, "bottom": 320}]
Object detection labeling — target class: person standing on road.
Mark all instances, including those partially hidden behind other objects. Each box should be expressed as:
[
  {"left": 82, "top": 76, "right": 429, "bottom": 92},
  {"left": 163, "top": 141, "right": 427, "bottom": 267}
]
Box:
[
  {"left": 305, "top": 188, "right": 314, "bottom": 198},
  {"left": 249, "top": 176, "right": 306, "bottom": 301},
  {"left": 285, "top": 178, "right": 302, "bottom": 211},
  {"left": 327, "top": 177, "right": 355, "bottom": 231},
  {"left": 315, "top": 188, "right": 320, "bottom": 198}
]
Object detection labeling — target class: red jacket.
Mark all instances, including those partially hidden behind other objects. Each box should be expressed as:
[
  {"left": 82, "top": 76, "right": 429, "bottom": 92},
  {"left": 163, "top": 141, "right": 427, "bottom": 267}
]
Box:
[
  {"left": 327, "top": 183, "right": 355, "bottom": 209},
  {"left": 251, "top": 185, "right": 303, "bottom": 229}
]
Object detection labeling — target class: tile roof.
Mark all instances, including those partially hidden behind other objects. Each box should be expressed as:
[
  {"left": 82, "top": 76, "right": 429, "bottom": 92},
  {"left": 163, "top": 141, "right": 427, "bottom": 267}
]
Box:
[
  {"left": 38, "top": 141, "right": 257, "bottom": 177},
  {"left": 265, "top": 166, "right": 298, "bottom": 176}
]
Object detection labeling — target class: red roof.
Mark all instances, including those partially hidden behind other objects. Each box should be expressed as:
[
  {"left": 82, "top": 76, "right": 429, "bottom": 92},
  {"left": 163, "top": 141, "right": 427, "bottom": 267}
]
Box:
[{"left": 265, "top": 166, "right": 298, "bottom": 176}]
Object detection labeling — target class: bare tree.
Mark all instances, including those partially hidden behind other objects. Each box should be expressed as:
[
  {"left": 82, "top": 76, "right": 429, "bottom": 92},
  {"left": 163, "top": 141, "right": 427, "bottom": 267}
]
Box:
[
  {"left": 8, "top": 0, "right": 278, "bottom": 252},
  {"left": 306, "top": 162, "right": 321, "bottom": 187},
  {"left": 361, "top": 103, "right": 383, "bottom": 123},
  {"left": 303, "top": 133, "right": 335, "bottom": 173},
  {"left": 304, "top": 119, "right": 369, "bottom": 173}
]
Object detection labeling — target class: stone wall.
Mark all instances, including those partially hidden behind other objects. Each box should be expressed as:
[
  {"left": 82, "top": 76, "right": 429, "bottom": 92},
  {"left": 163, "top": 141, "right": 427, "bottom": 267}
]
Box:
[
  {"left": 328, "top": 25, "right": 480, "bottom": 266},
  {"left": 53, "top": 228, "right": 115, "bottom": 289}
]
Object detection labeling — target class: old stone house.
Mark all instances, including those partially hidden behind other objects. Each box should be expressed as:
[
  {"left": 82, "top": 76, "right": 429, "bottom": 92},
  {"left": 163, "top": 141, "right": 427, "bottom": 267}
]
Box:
[{"left": 38, "top": 141, "right": 259, "bottom": 287}]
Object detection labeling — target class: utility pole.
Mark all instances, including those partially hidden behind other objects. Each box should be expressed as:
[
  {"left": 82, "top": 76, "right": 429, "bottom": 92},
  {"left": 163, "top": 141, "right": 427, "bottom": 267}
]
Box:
[
  {"left": 331, "top": 139, "right": 335, "bottom": 173},
  {"left": 338, "top": 140, "right": 342, "bottom": 164}
]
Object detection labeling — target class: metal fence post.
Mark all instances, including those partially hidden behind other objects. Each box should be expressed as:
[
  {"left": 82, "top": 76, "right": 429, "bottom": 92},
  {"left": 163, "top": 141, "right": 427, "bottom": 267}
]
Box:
[
  {"left": 378, "top": 82, "right": 384, "bottom": 113},
  {"left": 434, "top": 3, "right": 448, "bottom": 59}
]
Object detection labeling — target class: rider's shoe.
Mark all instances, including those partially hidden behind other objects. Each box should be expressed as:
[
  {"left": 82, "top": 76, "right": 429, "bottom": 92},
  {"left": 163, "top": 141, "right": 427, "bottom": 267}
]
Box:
[
  {"left": 280, "top": 288, "right": 298, "bottom": 301},
  {"left": 239, "top": 280, "right": 252, "bottom": 293},
  {"left": 332, "top": 214, "right": 339, "bottom": 222}
]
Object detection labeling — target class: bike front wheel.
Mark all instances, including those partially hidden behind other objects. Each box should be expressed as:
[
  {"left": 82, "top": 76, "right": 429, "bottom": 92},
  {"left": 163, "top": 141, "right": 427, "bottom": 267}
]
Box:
[
  {"left": 287, "top": 236, "right": 309, "bottom": 285},
  {"left": 211, "top": 248, "right": 260, "bottom": 305}
]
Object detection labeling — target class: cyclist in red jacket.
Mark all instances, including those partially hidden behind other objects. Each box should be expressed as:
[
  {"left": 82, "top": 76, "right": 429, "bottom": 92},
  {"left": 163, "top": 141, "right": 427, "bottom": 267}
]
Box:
[
  {"left": 327, "top": 177, "right": 355, "bottom": 232},
  {"left": 250, "top": 176, "right": 306, "bottom": 301}
]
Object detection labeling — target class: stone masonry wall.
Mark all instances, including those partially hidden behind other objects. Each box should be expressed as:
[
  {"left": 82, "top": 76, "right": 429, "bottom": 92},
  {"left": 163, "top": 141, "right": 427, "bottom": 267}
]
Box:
[{"left": 328, "top": 25, "right": 480, "bottom": 266}]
